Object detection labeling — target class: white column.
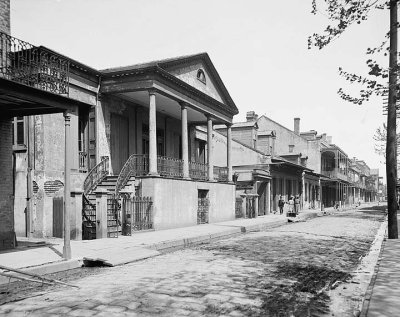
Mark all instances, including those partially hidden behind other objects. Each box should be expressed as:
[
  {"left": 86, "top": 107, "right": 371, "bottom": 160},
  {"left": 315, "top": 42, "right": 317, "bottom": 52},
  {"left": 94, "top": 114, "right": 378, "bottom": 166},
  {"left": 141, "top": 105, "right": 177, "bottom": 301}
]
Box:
[
  {"left": 301, "top": 171, "right": 305, "bottom": 210},
  {"left": 148, "top": 90, "right": 158, "bottom": 175},
  {"left": 207, "top": 116, "right": 214, "bottom": 181},
  {"left": 267, "top": 180, "right": 271, "bottom": 213},
  {"left": 63, "top": 111, "right": 71, "bottom": 260},
  {"left": 180, "top": 102, "right": 189, "bottom": 178},
  {"left": 227, "top": 124, "right": 232, "bottom": 182}
]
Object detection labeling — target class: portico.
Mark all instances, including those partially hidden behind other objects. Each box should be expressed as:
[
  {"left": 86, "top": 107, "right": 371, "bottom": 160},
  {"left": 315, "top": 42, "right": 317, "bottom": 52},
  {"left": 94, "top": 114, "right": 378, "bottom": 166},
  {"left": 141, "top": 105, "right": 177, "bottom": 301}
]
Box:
[{"left": 94, "top": 53, "right": 238, "bottom": 229}]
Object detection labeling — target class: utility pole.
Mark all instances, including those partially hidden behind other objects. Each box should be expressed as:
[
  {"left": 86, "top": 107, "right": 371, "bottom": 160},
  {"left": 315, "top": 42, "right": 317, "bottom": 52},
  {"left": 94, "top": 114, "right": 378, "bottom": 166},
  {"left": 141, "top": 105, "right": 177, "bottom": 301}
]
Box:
[{"left": 387, "top": 0, "right": 398, "bottom": 239}]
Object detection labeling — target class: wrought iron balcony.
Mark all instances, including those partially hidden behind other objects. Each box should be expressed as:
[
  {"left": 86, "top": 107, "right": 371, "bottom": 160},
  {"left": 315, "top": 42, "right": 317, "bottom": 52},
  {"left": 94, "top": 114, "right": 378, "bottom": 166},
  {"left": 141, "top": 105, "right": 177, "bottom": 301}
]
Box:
[
  {"left": 0, "top": 32, "right": 69, "bottom": 95},
  {"left": 321, "top": 168, "right": 348, "bottom": 181}
]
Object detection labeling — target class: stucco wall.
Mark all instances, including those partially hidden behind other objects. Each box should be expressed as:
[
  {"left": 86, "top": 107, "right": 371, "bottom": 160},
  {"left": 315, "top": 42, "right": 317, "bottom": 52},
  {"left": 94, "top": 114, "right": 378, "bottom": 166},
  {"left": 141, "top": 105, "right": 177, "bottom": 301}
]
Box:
[
  {"left": 140, "top": 177, "right": 235, "bottom": 230},
  {"left": 212, "top": 130, "right": 269, "bottom": 167},
  {"left": 257, "top": 116, "right": 321, "bottom": 173}
]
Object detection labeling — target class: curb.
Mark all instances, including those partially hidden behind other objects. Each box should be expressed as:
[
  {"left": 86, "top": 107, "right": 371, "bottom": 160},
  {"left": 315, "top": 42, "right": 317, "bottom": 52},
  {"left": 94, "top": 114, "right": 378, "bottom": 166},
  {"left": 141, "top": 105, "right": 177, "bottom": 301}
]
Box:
[
  {"left": 0, "top": 259, "right": 82, "bottom": 285},
  {"left": 1, "top": 211, "right": 325, "bottom": 277},
  {"left": 359, "top": 217, "right": 389, "bottom": 317}
]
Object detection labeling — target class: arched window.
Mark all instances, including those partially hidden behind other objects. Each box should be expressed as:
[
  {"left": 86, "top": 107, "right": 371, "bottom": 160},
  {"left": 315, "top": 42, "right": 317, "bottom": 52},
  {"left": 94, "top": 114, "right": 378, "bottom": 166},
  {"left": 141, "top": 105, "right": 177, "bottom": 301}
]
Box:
[{"left": 197, "top": 69, "right": 206, "bottom": 84}]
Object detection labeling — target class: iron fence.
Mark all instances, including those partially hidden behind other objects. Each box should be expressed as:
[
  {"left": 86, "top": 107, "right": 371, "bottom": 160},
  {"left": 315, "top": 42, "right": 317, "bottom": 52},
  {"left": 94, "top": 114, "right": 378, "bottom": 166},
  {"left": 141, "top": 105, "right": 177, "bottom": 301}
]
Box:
[{"left": 121, "top": 196, "right": 153, "bottom": 235}]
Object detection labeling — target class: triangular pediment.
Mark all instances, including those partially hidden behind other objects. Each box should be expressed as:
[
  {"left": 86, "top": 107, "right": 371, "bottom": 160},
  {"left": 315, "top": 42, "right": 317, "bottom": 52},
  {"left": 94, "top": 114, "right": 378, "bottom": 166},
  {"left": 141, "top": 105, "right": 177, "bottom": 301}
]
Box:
[{"left": 158, "top": 53, "right": 233, "bottom": 107}]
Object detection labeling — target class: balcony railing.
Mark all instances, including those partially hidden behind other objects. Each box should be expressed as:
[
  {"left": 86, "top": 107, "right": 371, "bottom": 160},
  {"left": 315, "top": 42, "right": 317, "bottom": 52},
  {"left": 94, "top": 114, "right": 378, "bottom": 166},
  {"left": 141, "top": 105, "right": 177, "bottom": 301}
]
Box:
[
  {"left": 112, "top": 154, "right": 230, "bottom": 184},
  {"left": 189, "top": 161, "right": 208, "bottom": 181},
  {"left": 321, "top": 168, "right": 348, "bottom": 181},
  {"left": 79, "top": 151, "right": 88, "bottom": 173},
  {"left": 157, "top": 156, "right": 183, "bottom": 178},
  {"left": 0, "top": 32, "right": 69, "bottom": 95},
  {"left": 214, "top": 166, "right": 229, "bottom": 182}
]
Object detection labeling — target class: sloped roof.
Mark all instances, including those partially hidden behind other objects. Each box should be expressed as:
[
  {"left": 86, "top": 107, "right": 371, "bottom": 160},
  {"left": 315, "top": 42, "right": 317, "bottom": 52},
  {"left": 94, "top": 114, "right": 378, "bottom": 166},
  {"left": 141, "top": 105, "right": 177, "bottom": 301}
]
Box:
[{"left": 101, "top": 52, "right": 238, "bottom": 114}]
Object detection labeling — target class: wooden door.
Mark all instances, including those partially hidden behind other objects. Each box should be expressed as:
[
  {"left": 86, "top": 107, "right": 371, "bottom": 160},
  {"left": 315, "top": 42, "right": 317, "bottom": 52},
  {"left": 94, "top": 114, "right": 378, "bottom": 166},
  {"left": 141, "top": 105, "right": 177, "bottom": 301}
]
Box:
[
  {"left": 52, "top": 197, "right": 63, "bottom": 238},
  {"left": 111, "top": 113, "right": 129, "bottom": 174},
  {"left": 258, "top": 182, "right": 267, "bottom": 215}
]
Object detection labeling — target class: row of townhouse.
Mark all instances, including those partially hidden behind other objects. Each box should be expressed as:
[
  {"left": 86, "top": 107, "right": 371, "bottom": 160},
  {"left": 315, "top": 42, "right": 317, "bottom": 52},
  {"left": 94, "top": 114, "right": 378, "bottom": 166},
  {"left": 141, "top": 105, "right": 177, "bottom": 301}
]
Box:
[
  {"left": 215, "top": 111, "right": 380, "bottom": 217},
  {"left": 0, "top": 0, "right": 379, "bottom": 249}
]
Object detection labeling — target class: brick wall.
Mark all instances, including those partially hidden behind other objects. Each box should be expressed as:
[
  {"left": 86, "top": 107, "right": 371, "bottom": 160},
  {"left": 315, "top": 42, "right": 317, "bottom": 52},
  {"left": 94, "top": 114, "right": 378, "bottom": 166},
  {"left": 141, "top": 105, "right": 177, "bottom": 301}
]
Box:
[
  {"left": 232, "top": 128, "right": 255, "bottom": 148},
  {"left": 0, "top": 0, "right": 10, "bottom": 34},
  {"left": 0, "top": 118, "right": 16, "bottom": 249}
]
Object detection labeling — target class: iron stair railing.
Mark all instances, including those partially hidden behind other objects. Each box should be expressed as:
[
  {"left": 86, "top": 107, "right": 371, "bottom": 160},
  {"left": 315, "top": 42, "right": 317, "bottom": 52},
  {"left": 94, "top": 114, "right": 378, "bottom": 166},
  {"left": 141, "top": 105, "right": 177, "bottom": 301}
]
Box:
[
  {"left": 115, "top": 154, "right": 149, "bottom": 197},
  {"left": 82, "top": 157, "right": 110, "bottom": 239}
]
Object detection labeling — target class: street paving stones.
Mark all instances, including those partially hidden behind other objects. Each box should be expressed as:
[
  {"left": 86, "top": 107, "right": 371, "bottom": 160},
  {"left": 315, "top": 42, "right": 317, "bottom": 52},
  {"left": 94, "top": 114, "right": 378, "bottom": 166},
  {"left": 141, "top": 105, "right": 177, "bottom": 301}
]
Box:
[{"left": 0, "top": 207, "right": 386, "bottom": 316}]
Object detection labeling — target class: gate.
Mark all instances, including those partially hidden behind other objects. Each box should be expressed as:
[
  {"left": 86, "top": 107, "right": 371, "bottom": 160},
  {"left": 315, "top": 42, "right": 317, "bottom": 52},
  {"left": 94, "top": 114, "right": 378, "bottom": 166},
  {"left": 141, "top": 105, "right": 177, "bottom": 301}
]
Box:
[
  {"left": 82, "top": 195, "right": 96, "bottom": 240},
  {"left": 107, "top": 195, "right": 120, "bottom": 238},
  {"left": 197, "top": 197, "right": 209, "bottom": 224},
  {"left": 235, "top": 197, "right": 243, "bottom": 218},
  {"left": 246, "top": 196, "right": 256, "bottom": 218},
  {"left": 52, "top": 197, "right": 63, "bottom": 238},
  {"left": 121, "top": 196, "right": 153, "bottom": 235}
]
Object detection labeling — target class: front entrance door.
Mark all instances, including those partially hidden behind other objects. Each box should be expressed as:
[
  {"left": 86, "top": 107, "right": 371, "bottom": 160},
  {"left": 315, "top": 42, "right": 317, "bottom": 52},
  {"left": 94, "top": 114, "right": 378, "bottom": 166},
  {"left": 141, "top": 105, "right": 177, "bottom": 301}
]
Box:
[
  {"left": 110, "top": 113, "right": 129, "bottom": 174},
  {"left": 258, "top": 182, "right": 267, "bottom": 215}
]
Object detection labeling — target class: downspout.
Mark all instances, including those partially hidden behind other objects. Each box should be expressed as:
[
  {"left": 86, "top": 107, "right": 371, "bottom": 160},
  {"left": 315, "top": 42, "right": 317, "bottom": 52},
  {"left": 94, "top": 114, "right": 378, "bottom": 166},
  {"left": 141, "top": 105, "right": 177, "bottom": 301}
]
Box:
[
  {"left": 95, "top": 75, "right": 101, "bottom": 165},
  {"left": 26, "top": 116, "right": 33, "bottom": 237}
]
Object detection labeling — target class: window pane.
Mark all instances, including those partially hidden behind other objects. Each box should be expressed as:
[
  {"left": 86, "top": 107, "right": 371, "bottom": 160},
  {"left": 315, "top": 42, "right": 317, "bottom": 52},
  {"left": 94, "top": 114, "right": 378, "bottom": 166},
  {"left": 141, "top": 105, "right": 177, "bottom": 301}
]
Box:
[
  {"left": 17, "top": 121, "right": 24, "bottom": 145},
  {"left": 11, "top": 121, "right": 15, "bottom": 145}
]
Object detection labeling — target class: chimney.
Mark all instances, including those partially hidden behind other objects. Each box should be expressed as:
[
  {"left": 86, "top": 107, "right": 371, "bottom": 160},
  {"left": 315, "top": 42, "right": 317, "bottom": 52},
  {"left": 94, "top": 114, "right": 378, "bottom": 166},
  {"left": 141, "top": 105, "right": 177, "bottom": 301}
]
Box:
[
  {"left": 0, "top": 0, "right": 10, "bottom": 35},
  {"left": 246, "top": 111, "right": 258, "bottom": 122},
  {"left": 327, "top": 136, "right": 332, "bottom": 144},
  {"left": 294, "top": 118, "right": 300, "bottom": 135}
]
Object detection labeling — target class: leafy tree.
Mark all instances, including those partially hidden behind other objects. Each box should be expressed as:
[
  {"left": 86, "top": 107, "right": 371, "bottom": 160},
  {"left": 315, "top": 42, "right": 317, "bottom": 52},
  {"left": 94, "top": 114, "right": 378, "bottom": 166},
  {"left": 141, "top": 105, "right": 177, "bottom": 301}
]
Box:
[{"left": 309, "top": 0, "right": 398, "bottom": 238}]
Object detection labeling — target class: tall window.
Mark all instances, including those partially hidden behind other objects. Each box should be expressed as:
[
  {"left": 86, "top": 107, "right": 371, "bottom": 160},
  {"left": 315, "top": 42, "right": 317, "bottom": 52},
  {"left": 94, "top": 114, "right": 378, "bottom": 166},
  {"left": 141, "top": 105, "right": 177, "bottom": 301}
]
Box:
[
  {"left": 12, "top": 116, "right": 26, "bottom": 150},
  {"left": 157, "top": 129, "right": 165, "bottom": 157}
]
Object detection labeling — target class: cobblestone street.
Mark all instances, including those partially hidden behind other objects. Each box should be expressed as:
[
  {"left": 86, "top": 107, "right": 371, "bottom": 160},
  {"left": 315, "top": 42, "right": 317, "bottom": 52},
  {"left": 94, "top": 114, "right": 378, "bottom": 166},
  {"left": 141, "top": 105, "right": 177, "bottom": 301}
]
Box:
[{"left": 0, "top": 207, "right": 386, "bottom": 317}]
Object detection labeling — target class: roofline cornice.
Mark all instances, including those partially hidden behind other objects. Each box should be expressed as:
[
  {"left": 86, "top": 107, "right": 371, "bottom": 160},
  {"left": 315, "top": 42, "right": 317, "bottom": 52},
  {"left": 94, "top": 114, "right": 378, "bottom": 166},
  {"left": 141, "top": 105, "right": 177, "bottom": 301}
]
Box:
[{"left": 101, "top": 65, "right": 239, "bottom": 117}]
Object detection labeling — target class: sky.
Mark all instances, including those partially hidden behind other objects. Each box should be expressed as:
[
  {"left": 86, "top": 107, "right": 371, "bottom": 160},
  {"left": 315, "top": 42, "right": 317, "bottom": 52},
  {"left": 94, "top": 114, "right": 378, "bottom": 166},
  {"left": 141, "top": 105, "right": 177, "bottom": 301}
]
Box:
[{"left": 10, "top": 0, "right": 388, "bottom": 181}]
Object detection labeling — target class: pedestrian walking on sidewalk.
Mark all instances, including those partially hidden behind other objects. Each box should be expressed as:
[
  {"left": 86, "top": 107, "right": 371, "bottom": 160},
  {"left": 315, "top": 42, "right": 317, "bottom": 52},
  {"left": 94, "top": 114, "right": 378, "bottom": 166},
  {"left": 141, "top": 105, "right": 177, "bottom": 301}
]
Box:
[
  {"left": 278, "top": 196, "right": 285, "bottom": 215},
  {"left": 294, "top": 195, "right": 300, "bottom": 215}
]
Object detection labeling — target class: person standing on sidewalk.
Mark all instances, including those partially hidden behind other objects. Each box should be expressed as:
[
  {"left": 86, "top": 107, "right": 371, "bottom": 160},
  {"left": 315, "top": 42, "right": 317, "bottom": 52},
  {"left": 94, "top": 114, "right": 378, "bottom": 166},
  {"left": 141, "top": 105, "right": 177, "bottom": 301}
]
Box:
[
  {"left": 278, "top": 196, "right": 285, "bottom": 215},
  {"left": 294, "top": 195, "right": 300, "bottom": 215},
  {"left": 287, "top": 196, "right": 295, "bottom": 217}
]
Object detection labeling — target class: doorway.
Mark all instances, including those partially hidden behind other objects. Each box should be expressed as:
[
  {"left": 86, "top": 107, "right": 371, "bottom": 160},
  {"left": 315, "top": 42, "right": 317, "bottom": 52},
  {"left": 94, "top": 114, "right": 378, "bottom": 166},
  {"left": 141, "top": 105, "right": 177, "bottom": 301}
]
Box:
[{"left": 110, "top": 113, "right": 129, "bottom": 174}]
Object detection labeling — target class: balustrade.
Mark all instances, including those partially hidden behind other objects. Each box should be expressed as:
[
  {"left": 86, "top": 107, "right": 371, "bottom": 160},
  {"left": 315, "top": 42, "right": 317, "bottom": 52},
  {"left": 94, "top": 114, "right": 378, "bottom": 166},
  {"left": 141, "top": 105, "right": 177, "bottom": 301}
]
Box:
[
  {"left": 321, "top": 168, "right": 348, "bottom": 181},
  {"left": 157, "top": 156, "right": 183, "bottom": 178},
  {"left": 189, "top": 161, "right": 208, "bottom": 181},
  {"left": 213, "top": 166, "right": 229, "bottom": 182}
]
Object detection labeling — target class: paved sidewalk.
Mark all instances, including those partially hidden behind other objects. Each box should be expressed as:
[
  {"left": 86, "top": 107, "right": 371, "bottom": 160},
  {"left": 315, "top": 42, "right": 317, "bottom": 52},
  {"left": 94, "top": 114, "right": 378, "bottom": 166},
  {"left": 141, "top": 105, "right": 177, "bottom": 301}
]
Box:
[
  {"left": 362, "top": 213, "right": 400, "bottom": 317},
  {"left": 0, "top": 209, "right": 324, "bottom": 283}
]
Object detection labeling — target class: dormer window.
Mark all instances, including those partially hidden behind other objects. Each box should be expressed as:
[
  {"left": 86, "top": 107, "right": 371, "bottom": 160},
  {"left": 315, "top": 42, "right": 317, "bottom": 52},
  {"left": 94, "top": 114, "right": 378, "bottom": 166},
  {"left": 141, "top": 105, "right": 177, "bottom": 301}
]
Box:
[{"left": 197, "top": 69, "right": 206, "bottom": 84}]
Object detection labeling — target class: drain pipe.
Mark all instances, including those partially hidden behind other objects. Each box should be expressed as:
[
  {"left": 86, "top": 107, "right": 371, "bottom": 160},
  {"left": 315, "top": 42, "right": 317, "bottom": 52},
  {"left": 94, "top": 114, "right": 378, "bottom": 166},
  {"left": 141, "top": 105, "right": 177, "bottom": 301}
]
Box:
[{"left": 26, "top": 116, "right": 33, "bottom": 237}]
